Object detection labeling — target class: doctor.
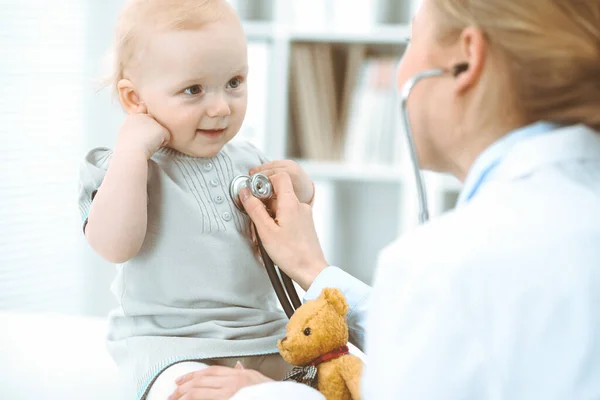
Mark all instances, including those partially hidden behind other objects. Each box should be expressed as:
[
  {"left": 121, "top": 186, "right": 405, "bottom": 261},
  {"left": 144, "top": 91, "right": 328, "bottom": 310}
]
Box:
[{"left": 170, "top": 0, "right": 600, "bottom": 398}]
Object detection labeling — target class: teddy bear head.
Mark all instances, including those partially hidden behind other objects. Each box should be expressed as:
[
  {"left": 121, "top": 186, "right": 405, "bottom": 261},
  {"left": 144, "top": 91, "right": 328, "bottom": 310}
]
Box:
[{"left": 278, "top": 288, "right": 349, "bottom": 366}]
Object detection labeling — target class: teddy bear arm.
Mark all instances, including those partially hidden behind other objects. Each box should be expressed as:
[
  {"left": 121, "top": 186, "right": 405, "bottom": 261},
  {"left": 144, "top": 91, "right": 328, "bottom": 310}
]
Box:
[
  {"left": 318, "top": 362, "right": 351, "bottom": 400},
  {"left": 339, "top": 355, "right": 364, "bottom": 400}
]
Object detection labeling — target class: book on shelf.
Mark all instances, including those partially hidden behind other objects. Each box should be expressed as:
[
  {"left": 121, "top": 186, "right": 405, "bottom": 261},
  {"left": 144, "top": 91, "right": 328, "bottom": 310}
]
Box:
[
  {"left": 289, "top": 43, "right": 338, "bottom": 161},
  {"left": 337, "top": 44, "right": 367, "bottom": 157},
  {"left": 289, "top": 42, "right": 405, "bottom": 166},
  {"left": 234, "top": 41, "right": 270, "bottom": 153},
  {"left": 343, "top": 57, "right": 404, "bottom": 166}
]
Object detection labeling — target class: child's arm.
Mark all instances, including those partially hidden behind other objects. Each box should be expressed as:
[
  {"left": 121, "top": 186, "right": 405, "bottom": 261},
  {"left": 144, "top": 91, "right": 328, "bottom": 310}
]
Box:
[{"left": 84, "top": 113, "right": 170, "bottom": 263}]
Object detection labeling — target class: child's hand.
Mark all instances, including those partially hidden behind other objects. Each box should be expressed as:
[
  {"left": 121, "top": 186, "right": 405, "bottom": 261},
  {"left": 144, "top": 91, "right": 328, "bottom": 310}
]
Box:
[
  {"left": 250, "top": 160, "right": 315, "bottom": 204},
  {"left": 115, "top": 107, "right": 171, "bottom": 160}
]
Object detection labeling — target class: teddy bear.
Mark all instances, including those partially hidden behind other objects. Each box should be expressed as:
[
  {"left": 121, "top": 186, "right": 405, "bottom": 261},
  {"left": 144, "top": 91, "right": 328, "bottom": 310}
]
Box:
[{"left": 278, "top": 288, "right": 363, "bottom": 400}]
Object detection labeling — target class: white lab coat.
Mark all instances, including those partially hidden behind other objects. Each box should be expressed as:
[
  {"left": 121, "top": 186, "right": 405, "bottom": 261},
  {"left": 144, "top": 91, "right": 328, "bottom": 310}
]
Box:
[
  {"left": 235, "top": 124, "right": 600, "bottom": 399},
  {"left": 365, "top": 124, "right": 600, "bottom": 399}
]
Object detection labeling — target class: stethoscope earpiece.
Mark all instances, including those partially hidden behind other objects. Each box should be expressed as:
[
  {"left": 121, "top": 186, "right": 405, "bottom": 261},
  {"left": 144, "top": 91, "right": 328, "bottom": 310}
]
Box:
[{"left": 452, "top": 63, "right": 469, "bottom": 77}]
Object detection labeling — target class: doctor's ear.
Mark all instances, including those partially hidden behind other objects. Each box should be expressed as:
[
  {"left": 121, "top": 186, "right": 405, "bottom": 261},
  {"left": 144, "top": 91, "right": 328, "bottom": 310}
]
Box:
[
  {"left": 117, "top": 79, "right": 147, "bottom": 114},
  {"left": 453, "top": 26, "right": 486, "bottom": 94}
]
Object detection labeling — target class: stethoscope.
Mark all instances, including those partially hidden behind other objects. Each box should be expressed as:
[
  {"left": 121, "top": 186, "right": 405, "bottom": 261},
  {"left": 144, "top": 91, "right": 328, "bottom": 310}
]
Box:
[
  {"left": 400, "top": 63, "right": 469, "bottom": 224},
  {"left": 229, "top": 63, "right": 468, "bottom": 317},
  {"left": 229, "top": 174, "right": 302, "bottom": 318}
]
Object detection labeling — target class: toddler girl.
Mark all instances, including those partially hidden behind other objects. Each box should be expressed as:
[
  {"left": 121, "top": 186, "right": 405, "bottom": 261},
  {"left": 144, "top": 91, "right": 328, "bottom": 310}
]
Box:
[{"left": 78, "top": 1, "right": 315, "bottom": 398}]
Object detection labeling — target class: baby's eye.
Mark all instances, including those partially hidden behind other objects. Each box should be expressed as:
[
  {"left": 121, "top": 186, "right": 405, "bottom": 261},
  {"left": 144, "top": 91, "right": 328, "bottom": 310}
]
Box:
[
  {"left": 184, "top": 85, "right": 203, "bottom": 95},
  {"left": 227, "top": 77, "right": 243, "bottom": 89},
  {"left": 303, "top": 327, "right": 311, "bottom": 336}
]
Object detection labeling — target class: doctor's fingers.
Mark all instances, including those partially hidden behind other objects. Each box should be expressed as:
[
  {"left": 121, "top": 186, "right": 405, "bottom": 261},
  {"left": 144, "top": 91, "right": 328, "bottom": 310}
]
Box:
[{"left": 240, "top": 188, "right": 278, "bottom": 234}]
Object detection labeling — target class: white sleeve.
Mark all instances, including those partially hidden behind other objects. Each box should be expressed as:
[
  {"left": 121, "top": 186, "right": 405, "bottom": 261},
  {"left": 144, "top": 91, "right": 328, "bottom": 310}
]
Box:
[{"left": 304, "top": 266, "right": 370, "bottom": 351}]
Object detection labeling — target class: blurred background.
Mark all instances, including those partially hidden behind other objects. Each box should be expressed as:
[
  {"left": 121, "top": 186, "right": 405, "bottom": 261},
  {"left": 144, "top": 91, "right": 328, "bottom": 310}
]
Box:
[{"left": 0, "top": 0, "right": 461, "bottom": 397}]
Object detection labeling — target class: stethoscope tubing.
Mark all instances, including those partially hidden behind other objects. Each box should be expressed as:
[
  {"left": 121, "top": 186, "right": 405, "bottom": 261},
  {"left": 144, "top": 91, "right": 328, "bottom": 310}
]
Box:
[{"left": 232, "top": 174, "right": 302, "bottom": 318}]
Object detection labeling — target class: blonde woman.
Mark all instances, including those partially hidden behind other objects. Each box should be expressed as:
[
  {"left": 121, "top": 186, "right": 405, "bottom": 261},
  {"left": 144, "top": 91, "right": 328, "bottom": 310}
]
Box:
[{"left": 168, "top": 0, "right": 600, "bottom": 399}]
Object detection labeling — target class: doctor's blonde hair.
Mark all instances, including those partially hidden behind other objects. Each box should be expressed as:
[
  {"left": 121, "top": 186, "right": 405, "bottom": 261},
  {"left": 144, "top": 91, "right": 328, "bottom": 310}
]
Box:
[
  {"left": 107, "top": 0, "right": 231, "bottom": 91},
  {"left": 432, "top": 0, "right": 600, "bottom": 131}
]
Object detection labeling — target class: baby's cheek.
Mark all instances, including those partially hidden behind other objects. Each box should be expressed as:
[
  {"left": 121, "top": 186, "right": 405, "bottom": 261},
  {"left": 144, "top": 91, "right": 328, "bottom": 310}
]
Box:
[
  {"left": 230, "top": 98, "right": 247, "bottom": 126},
  {"left": 157, "top": 113, "right": 187, "bottom": 138}
]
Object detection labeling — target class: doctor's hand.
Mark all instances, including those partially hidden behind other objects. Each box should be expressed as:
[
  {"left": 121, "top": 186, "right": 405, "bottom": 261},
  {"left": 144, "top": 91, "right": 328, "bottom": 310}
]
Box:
[
  {"left": 250, "top": 160, "right": 315, "bottom": 205},
  {"left": 240, "top": 172, "right": 328, "bottom": 291},
  {"left": 169, "top": 363, "right": 272, "bottom": 400}
]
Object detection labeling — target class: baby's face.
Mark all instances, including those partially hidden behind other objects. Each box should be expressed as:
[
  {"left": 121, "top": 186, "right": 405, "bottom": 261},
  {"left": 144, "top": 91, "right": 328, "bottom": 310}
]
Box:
[{"left": 134, "top": 19, "right": 248, "bottom": 158}]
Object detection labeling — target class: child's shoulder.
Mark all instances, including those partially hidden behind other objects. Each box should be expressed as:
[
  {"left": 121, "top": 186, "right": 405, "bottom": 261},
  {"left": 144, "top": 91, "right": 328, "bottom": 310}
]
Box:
[{"left": 82, "top": 147, "right": 113, "bottom": 170}]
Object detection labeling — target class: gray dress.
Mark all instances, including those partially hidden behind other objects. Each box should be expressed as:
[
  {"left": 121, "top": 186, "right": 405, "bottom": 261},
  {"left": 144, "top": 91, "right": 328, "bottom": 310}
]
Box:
[{"left": 78, "top": 140, "right": 288, "bottom": 399}]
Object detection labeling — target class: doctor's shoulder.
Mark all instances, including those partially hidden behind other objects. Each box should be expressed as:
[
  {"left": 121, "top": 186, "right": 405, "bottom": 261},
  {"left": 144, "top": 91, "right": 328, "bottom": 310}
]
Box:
[
  {"left": 377, "top": 206, "right": 488, "bottom": 269},
  {"left": 374, "top": 190, "right": 528, "bottom": 280}
]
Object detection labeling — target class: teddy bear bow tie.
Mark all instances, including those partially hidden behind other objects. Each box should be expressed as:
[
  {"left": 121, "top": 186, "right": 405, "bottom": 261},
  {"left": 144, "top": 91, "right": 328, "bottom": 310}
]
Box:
[{"left": 283, "top": 345, "right": 350, "bottom": 389}]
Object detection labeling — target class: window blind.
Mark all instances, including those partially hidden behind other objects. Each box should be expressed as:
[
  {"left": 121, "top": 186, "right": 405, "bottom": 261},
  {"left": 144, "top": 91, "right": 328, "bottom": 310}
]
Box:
[{"left": 0, "top": 0, "right": 87, "bottom": 313}]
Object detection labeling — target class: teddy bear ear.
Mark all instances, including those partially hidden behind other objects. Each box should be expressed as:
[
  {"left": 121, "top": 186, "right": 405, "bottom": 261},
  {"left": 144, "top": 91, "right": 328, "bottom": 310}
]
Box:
[{"left": 321, "top": 288, "right": 349, "bottom": 317}]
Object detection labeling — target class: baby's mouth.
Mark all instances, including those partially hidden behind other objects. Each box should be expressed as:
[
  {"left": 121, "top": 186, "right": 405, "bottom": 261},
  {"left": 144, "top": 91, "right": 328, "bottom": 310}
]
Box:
[{"left": 197, "top": 128, "right": 226, "bottom": 137}]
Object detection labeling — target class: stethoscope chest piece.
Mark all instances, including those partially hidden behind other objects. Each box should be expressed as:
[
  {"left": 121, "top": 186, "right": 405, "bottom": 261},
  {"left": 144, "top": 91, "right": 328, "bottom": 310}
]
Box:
[{"left": 230, "top": 173, "right": 273, "bottom": 213}]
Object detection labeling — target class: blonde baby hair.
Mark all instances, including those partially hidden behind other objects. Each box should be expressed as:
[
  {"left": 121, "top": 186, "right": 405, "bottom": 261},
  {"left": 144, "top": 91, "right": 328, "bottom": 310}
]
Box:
[{"left": 107, "top": 0, "right": 232, "bottom": 92}]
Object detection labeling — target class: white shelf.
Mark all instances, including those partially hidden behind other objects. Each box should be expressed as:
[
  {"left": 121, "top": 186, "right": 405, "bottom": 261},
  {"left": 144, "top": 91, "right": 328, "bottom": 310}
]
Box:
[
  {"left": 297, "top": 160, "right": 463, "bottom": 191},
  {"left": 297, "top": 160, "right": 407, "bottom": 183},
  {"left": 289, "top": 24, "right": 410, "bottom": 44},
  {"left": 242, "top": 22, "right": 411, "bottom": 45}
]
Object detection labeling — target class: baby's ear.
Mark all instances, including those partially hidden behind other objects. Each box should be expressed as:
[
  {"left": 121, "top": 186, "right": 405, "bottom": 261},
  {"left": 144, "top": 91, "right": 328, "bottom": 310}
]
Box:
[
  {"left": 321, "top": 288, "right": 349, "bottom": 317},
  {"left": 117, "top": 78, "right": 145, "bottom": 114}
]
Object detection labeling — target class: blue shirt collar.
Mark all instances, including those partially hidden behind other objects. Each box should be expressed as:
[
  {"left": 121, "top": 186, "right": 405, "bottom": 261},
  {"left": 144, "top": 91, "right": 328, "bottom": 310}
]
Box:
[{"left": 457, "top": 121, "right": 559, "bottom": 205}]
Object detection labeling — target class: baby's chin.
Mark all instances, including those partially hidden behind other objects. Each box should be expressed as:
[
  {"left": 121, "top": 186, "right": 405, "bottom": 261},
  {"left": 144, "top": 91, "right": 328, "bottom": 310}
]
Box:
[{"left": 169, "top": 137, "right": 233, "bottom": 158}]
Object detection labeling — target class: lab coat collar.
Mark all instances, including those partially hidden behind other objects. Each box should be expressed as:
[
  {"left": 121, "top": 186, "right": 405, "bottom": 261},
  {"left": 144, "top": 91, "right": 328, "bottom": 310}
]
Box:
[
  {"left": 457, "top": 123, "right": 600, "bottom": 205},
  {"left": 457, "top": 121, "right": 559, "bottom": 204},
  {"left": 492, "top": 124, "right": 600, "bottom": 182}
]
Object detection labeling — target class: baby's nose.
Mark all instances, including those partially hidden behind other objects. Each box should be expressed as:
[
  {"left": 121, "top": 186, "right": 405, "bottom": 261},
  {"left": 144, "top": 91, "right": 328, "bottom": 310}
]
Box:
[{"left": 206, "top": 94, "right": 231, "bottom": 118}]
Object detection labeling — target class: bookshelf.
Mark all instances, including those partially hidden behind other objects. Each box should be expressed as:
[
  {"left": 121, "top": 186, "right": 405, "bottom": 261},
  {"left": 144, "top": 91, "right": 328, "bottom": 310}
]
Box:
[
  {"left": 288, "top": 25, "right": 411, "bottom": 44},
  {"left": 233, "top": 0, "right": 463, "bottom": 285}
]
